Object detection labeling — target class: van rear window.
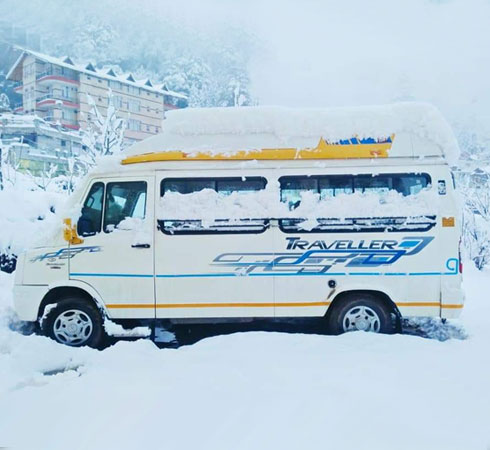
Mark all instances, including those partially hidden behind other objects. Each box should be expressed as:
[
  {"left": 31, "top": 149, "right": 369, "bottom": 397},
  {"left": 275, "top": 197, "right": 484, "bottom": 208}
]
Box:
[{"left": 161, "top": 177, "right": 266, "bottom": 196}]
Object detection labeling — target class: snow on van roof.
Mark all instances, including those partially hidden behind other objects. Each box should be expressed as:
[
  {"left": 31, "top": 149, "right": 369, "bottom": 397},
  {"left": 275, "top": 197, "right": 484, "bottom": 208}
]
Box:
[{"left": 124, "top": 102, "right": 459, "bottom": 164}]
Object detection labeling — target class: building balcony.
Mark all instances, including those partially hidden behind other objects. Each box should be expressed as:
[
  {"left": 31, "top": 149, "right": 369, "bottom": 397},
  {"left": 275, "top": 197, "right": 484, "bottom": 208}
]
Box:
[
  {"left": 36, "top": 94, "right": 80, "bottom": 109},
  {"left": 37, "top": 71, "right": 80, "bottom": 86},
  {"left": 44, "top": 116, "right": 80, "bottom": 131},
  {"left": 13, "top": 102, "right": 23, "bottom": 112},
  {"left": 13, "top": 81, "right": 23, "bottom": 92}
]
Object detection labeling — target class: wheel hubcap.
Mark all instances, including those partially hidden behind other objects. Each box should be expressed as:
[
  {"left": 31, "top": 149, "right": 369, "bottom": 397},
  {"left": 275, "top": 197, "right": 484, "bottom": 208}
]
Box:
[
  {"left": 342, "top": 305, "right": 381, "bottom": 333},
  {"left": 53, "top": 309, "right": 93, "bottom": 346}
]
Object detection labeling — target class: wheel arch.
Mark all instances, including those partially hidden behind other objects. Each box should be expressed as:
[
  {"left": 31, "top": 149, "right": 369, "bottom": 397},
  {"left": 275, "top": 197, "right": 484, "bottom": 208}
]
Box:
[
  {"left": 326, "top": 289, "right": 401, "bottom": 324},
  {"left": 38, "top": 281, "right": 107, "bottom": 320}
]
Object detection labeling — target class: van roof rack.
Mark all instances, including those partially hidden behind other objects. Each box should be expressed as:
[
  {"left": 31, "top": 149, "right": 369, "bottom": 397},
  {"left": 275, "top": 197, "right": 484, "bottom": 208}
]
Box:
[{"left": 121, "top": 136, "right": 394, "bottom": 164}]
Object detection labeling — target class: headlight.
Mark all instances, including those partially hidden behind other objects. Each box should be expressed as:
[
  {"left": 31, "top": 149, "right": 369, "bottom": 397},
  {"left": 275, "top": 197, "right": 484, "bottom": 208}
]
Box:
[{"left": 14, "top": 252, "right": 26, "bottom": 285}]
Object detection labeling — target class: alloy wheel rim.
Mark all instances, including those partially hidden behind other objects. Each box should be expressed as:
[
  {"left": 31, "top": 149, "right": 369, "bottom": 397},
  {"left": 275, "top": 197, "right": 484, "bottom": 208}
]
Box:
[
  {"left": 53, "top": 309, "right": 93, "bottom": 346},
  {"left": 342, "top": 305, "right": 381, "bottom": 333}
]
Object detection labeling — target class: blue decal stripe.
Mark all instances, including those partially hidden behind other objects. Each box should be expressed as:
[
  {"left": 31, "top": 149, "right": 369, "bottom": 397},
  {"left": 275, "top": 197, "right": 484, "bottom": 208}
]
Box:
[
  {"left": 156, "top": 273, "right": 236, "bottom": 278},
  {"left": 70, "top": 271, "right": 458, "bottom": 279},
  {"left": 156, "top": 271, "right": 457, "bottom": 278},
  {"left": 348, "top": 272, "right": 381, "bottom": 276},
  {"left": 70, "top": 273, "right": 153, "bottom": 278},
  {"left": 409, "top": 272, "right": 442, "bottom": 276}
]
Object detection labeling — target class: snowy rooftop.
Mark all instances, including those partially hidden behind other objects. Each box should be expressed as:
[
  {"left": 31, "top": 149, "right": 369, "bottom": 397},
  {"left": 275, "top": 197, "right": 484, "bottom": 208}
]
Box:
[
  {"left": 7, "top": 47, "right": 187, "bottom": 100},
  {"left": 125, "top": 103, "right": 459, "bottom": 164}
]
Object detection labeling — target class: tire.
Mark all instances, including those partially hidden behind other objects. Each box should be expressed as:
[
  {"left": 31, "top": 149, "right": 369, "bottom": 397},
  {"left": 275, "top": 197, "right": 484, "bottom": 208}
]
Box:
[
  {"left": 327, "top": 293, "right": 397, "bottom": 335},
  {"left": 41, "top": 297, "right": 105, "bottom": 348}
]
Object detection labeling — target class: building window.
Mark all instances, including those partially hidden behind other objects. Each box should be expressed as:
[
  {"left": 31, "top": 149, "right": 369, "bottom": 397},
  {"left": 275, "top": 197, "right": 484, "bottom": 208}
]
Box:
[
  {"left": 128, "top": 119, "right": 141, "bottom": 131},
  {"left": 128, "top": 99, "right": 140, "bottom": 113},
  {"left": 109, "top": 80, "right": 121, "bottom": 90},
  {"left": 146, "top": 125, "right": 151, "bottom": 132},
  {"left": 113, "top": 95, "right": 123, "bottom": 108}
]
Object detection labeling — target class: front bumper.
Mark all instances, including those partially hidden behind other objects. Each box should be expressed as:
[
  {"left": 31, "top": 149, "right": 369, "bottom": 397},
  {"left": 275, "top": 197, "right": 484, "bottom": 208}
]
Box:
[{"left": 13, "top": 284, "right": 49, "bottom": 322}]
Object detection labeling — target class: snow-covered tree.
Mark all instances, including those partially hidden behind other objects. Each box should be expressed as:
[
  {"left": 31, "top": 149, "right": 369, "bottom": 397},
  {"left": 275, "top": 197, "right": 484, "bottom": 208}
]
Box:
[
  {"left": 26, "top": 163, "right": 58, "bottom": 191},
  {"left": 81, "top": 89, "right": 127, "bottom": 170},
  {"left": 460, "top": 170, "right": 490, "bottom": 270},
  {"left": 0, "top": 93, "right": 10, "bottom": 112}
]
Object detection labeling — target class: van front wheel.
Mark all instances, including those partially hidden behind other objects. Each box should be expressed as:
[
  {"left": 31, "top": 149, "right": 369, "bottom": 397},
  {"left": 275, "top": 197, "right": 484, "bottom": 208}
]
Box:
[
  {"left": 42, "top": 298, "right": 105, "bottom": 348},
  {"left": 327, "top": 293, "right": 396, "bottom": 335}
]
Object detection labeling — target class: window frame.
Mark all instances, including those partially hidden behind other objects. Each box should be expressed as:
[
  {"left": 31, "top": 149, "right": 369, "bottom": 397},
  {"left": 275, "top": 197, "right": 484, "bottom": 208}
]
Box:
[
  {"left": 159, "top": 176, "right": 268, "bottom": 235},
  {"left": 102, "top": 181, "right": 148, "bottom": 233},
  {"left": 278, "top": 172, "right": 433, "bottom": 233},
  {"left": 280, "top": 172, "right": 431, "bottom": 203},
  {"left": 77, "top": 181, "right": 105, "bottom": 237},
  {"left": 160, "top": 176, "right": 267, "bottom": 197}
]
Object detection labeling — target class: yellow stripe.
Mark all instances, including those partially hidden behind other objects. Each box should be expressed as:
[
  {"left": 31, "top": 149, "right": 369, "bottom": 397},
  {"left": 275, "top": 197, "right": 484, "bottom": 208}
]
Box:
[
  {"left": 441, "top": 304, "right": 464, "bottom": 309},
  {"left": 106, "top": 301, "right": 330, "bottom": 309},
  {"left": 121, "top": 137, "right": 394, "bottom": 165},
  {"left": 397, "top": 302, "right": 440, "bottom": 308},
  {"left": 106, "top": 300, "right": 462, "bottom": 310}
]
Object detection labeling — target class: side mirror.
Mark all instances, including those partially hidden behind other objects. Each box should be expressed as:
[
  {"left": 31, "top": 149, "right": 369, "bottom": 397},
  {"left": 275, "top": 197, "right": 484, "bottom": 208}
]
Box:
[{"left": 63, "top": 218, "right": 84, "bottom": 245}]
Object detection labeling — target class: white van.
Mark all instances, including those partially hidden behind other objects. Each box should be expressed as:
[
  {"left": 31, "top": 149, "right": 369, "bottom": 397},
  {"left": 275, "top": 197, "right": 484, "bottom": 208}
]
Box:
[{"left": 13, "top": 103, "right": 464, "bottom": 347}]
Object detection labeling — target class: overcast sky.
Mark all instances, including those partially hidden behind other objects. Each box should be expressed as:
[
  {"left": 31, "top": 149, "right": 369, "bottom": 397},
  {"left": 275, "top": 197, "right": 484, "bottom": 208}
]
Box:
[
  {"left": 159, "top": 0, "right": 490, "bottom": 126},
  {"left": 5, "top": 0, "right": 490, "bottom": 133}
]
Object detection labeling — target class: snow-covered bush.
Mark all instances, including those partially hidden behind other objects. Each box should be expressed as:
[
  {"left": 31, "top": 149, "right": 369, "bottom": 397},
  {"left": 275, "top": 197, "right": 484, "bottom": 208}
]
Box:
[{"left": 460, "top": 170, "right": 490, "bottom": 270}]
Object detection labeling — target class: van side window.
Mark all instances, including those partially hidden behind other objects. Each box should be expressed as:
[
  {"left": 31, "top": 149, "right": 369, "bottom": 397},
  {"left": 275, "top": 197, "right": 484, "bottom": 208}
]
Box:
[
  {"left": 78, "top": 182, "right": 104, "bottom": 237},
  {"left": 279, "top": 173, "right": 434, "bottom": 233},
  {"left": 104, "top": 181, "right": 147, "bottom": 232},
  {"left": 161, "top": 177, "right": 266, "bottom": 196},
  {"left": 280, "top": 173, "right": 430, "bottom": 209},
  {"left": 159, "top": 177, "right": 267, "bottom": 234}
]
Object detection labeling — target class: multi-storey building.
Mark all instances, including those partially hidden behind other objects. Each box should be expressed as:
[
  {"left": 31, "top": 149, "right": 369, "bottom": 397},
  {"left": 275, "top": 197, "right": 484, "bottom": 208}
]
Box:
[
  {"left": 6, "top": 48, "right": 187, "bottom": 142},
  {"left": 0, "top": 113, "right": 83, "bottom": 174}
]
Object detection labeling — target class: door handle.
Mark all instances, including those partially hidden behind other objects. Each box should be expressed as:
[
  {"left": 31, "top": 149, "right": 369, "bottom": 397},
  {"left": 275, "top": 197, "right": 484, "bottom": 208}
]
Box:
[{"left": 131, "top": 243, "right": 151, "bottom": 249}]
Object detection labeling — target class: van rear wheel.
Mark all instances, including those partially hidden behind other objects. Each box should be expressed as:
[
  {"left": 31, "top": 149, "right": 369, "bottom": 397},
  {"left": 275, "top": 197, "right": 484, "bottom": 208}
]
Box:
[
  {"left": 327, "top": 293, "right": 396, "bottom": 335},
  {"left": 41, "top": 297, "right": 105, "bottom": 348}
]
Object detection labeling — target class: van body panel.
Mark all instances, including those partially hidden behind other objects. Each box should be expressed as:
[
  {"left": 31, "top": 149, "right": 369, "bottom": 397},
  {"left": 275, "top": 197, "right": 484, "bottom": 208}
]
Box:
[
  {"left": 155, "top": 169, "right": 274, "bottom": 318},
  {"left": 15, "top": 157, "right": 464, "bottom": 325},
  {"left": 69, "top": 175, "right": 156, "bottom": 319}
]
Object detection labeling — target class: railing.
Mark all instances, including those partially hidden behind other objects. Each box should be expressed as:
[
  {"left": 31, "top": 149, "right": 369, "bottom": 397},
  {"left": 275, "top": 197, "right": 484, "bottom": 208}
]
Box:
[
  {"left": 37, "top": 94, "right": 78, "bottom": 104},
  {"left": 37, "top": 70, "right": 79, "bottom": 83},
  {"left": 44, "top": 116, "right": 78, "bottom": 127},
  {"left": 13, "top": 102, "right": 23, "bottom": 110}
]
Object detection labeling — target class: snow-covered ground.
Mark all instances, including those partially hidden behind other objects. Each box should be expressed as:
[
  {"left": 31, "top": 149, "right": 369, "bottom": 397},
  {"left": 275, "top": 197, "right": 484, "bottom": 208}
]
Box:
[{"left": 0, "top": 264, "right": 489, "bottom": 450}]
